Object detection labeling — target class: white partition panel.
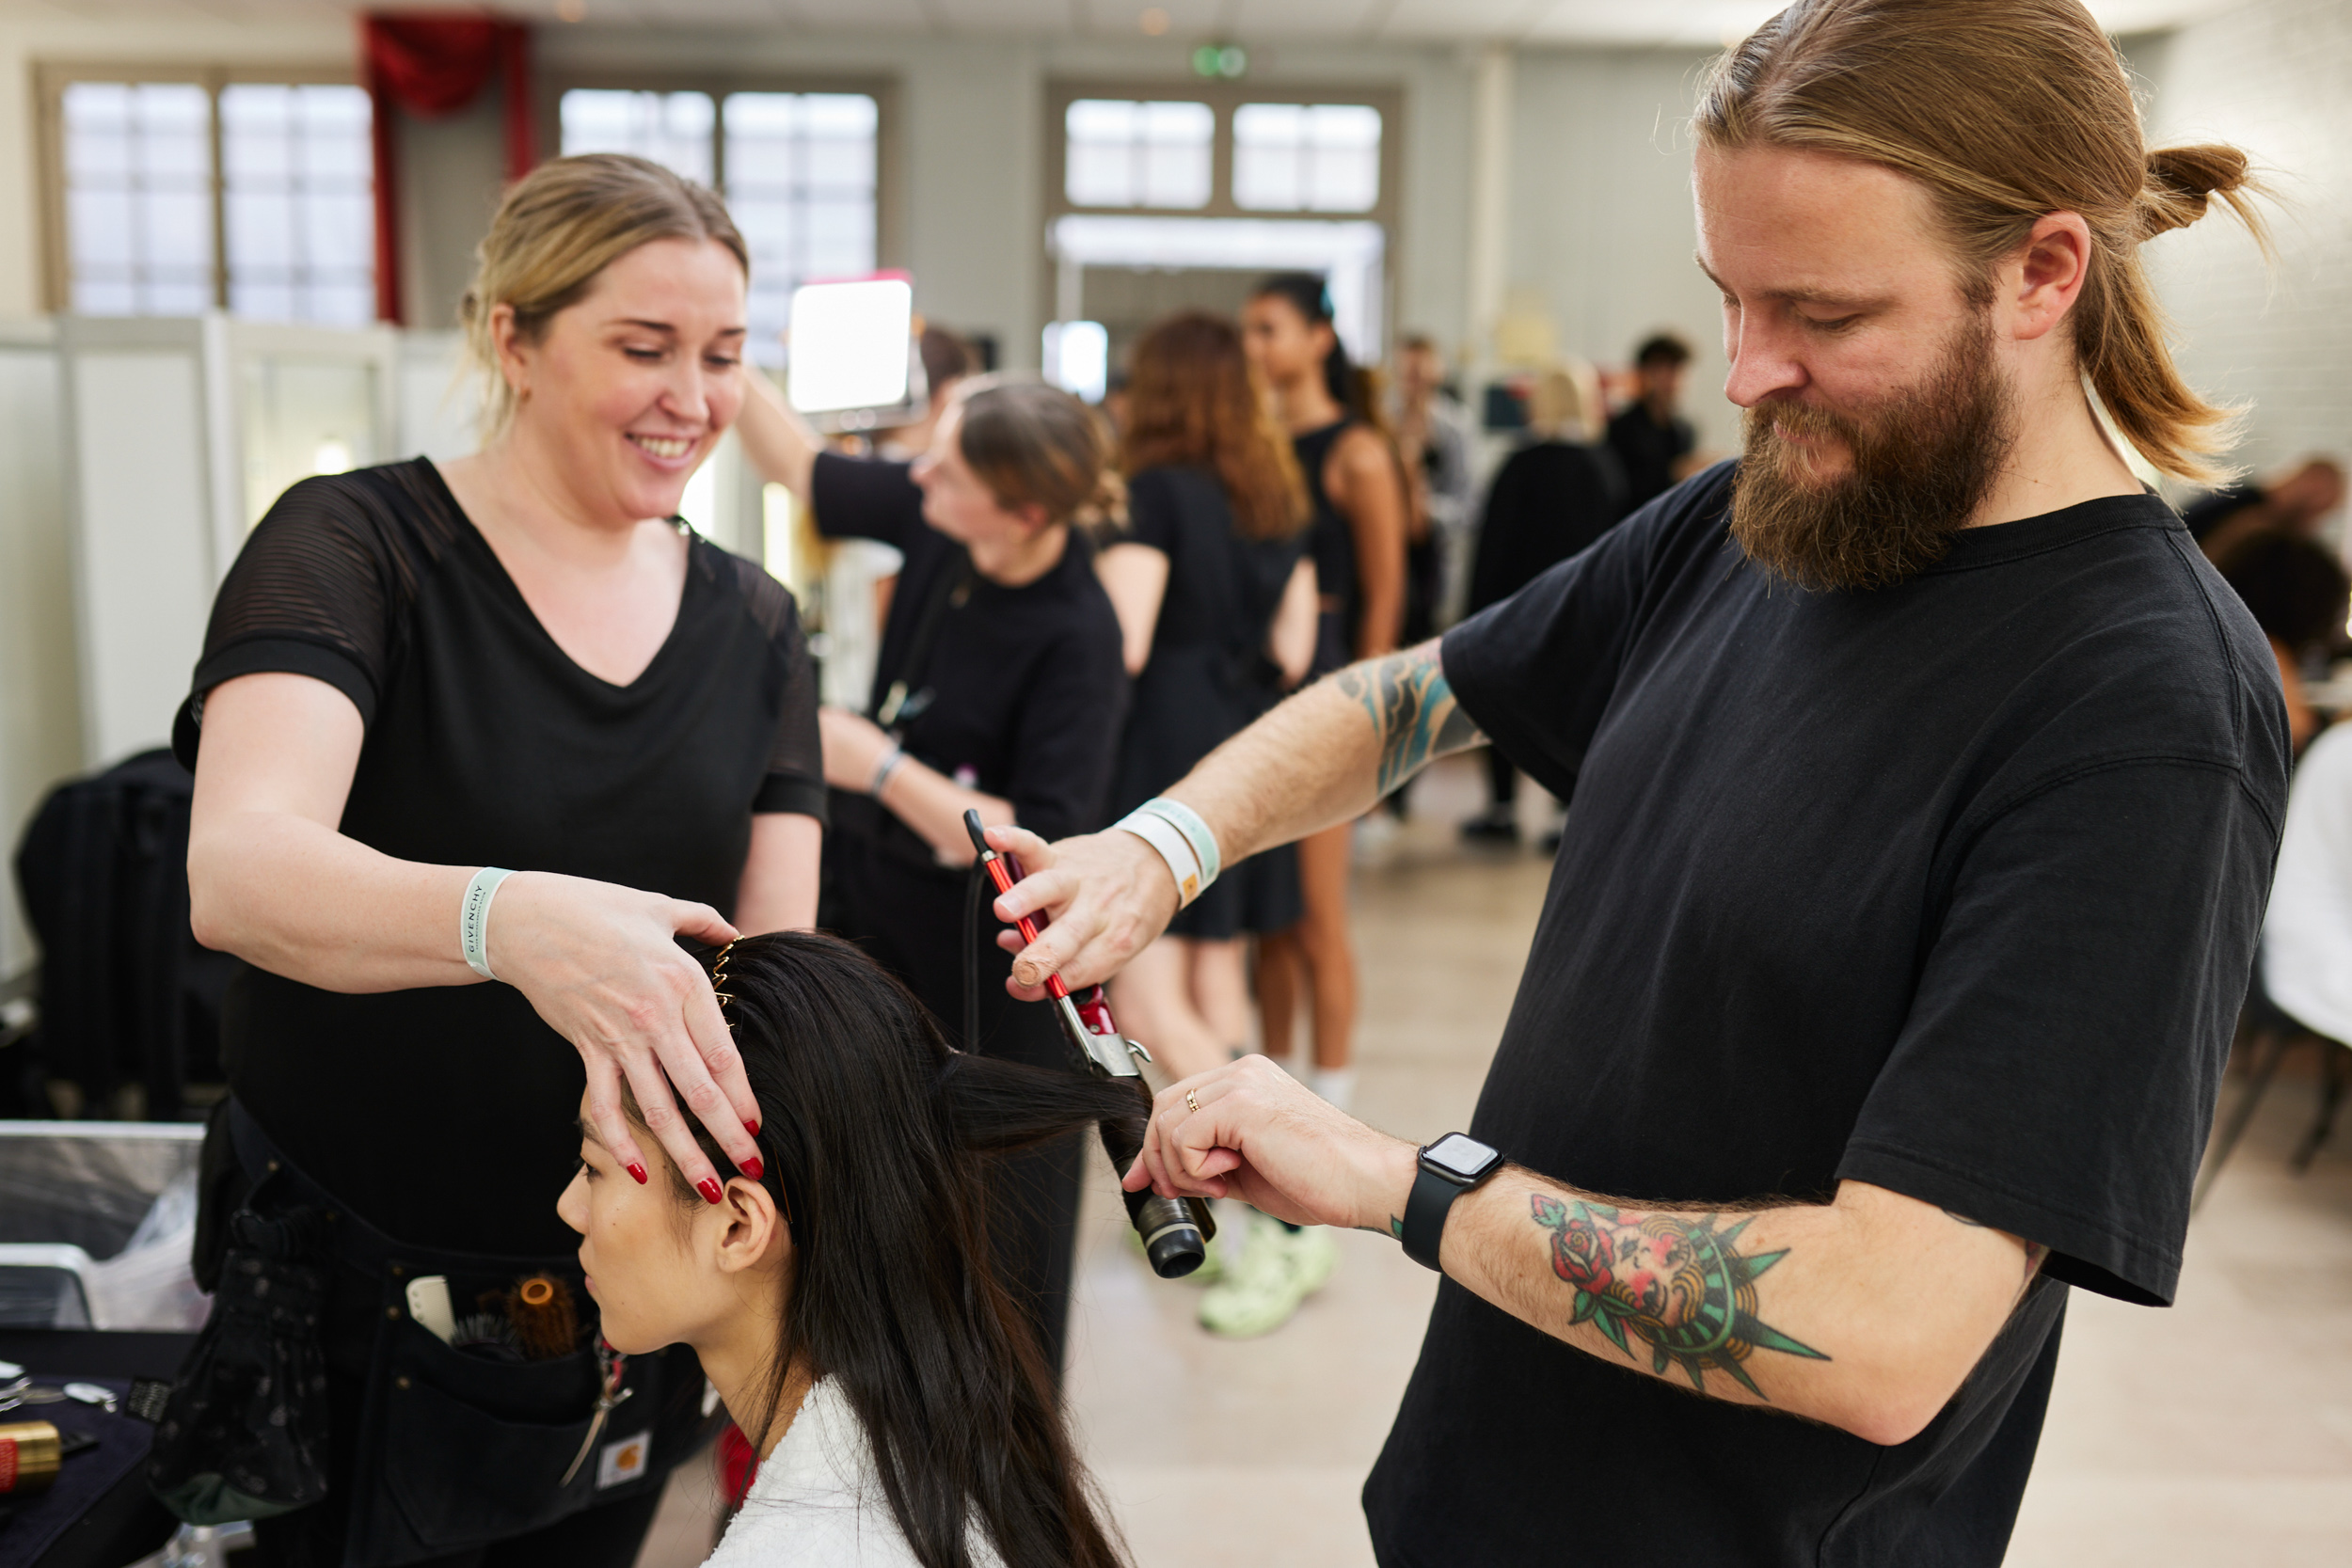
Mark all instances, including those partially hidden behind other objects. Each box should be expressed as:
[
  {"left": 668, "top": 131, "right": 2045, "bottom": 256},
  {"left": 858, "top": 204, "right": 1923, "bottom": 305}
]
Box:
[
  {"left": 65, "top": 344, "right": 214, "bottom": 767},
  {"left": 58, "top": 315, "right": 397, "bottom": 770},
  {"left": 0, "top": 324, "right": 76, "bottom": 979}
]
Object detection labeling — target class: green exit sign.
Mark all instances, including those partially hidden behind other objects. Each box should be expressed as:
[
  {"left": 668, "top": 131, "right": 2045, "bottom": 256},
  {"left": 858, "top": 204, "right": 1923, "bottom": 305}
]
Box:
[{"left": 1192, "top": 43, "right": 1248, "bottom": 78}]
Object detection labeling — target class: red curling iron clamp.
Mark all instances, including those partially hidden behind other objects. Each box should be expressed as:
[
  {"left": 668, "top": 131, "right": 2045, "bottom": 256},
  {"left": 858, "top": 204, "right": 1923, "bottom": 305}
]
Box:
[{"left": 963, "top": 811, "right": 1216, "bottom": 1278}]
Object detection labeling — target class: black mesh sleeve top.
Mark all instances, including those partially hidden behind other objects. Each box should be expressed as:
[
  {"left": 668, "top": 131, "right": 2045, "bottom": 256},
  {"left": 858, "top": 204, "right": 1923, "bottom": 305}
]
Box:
[{"left": 173, "top": 458, "right": 823, "bottom": 1253}]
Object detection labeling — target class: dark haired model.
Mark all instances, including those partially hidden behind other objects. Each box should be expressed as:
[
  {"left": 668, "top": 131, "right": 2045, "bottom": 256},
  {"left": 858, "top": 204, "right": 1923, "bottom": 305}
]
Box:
[{"left": 562, "top": 931, "right": 1129, "bottom": 1568}]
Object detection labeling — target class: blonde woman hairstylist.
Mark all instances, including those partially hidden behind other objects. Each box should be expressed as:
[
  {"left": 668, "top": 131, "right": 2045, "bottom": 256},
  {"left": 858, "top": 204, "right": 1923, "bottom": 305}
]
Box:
[{"left": 177, "top": 154, "right": 820, "bottom": 1565}]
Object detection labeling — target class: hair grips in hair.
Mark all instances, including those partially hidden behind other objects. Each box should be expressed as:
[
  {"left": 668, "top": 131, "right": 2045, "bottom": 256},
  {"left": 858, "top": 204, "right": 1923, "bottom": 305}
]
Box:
[{"left": 711, "top": 938, "right": 739, "bottom": 1022}]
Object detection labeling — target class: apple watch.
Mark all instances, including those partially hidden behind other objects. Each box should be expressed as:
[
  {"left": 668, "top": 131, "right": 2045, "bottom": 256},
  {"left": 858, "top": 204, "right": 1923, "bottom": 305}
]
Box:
[{"left": 1400, "top": 1132, "right": 1504, "bottom": 1272}]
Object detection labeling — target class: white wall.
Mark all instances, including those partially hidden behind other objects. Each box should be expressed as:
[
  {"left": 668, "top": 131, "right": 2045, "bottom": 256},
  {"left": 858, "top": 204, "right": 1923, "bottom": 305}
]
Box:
[
  {"left": 1509, "top": 46, "right": 1734, "bottom": 453},
  {"left": 2131, "top": 4, "right": 2352, "bottom": 486}
]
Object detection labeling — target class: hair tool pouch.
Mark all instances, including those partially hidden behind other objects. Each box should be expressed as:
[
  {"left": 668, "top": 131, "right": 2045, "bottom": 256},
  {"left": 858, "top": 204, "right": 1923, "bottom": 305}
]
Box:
[
  {"left": 157, "top": 1101, "right": 709, "bottom": 1566},
  {"left": 147, "top": 1200, "right": 333, "bottom": 1524}
]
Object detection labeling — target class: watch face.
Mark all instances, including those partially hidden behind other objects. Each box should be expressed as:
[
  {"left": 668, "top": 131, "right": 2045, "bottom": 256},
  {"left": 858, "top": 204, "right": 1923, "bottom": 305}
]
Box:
[{"left": 1423, "top": 1132, "right": 1500, "bottom": 1180}]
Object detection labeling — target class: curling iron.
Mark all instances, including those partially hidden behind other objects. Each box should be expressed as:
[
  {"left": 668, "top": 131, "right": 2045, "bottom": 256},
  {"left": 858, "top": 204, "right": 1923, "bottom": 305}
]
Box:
[{"left": 963, "top": 810, "right": 1215, "bottom": 1278}]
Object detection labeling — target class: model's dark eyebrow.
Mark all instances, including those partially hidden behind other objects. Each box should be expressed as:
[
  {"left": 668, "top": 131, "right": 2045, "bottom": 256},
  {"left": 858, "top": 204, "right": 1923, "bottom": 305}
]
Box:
[
  {"left": 1694, "top": 256, "right": 1893, "bottom": 313},
  {"left": 605, "top": 318, "right": 748, "bottom": 341},
  {"left": 576, "top": 1116, "right": 605, "bottom": 1148}
]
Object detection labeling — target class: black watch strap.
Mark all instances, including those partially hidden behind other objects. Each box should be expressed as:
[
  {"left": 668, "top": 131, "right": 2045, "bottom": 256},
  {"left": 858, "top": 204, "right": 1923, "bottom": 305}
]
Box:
[
  {"left": 1400, "top": 1133, "right": 1502, "bottom": 1272},
  {"left": 1401, "top": 1164, "right": 1462, "bottom": 1272}
]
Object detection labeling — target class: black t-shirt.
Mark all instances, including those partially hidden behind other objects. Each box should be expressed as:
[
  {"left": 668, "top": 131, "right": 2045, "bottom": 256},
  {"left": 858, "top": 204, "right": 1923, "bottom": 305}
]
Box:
[
  {"left": 809, "top": 451, "right": 1126, "bottom": 862},
  {"left": 173, "top": 458, "right": 824, "bottom": 1254},
  {"left": 1365, "top": 464, "right": 2287, "bottom": 1568},
  {"left": 1109, "top": 464, "right": 1306, "bottom": 816},
  {"left": 1466, "top": 438, "right": 1629, "bottom": 612},
  {"left": 1606, "top": 402, "right": 1697, "bottom": 510}
]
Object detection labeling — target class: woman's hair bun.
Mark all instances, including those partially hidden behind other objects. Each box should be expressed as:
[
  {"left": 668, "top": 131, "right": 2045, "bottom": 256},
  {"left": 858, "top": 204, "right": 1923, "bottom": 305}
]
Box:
[{"left": 2140, "top": 143, "right": 2253, "bottom": 237}]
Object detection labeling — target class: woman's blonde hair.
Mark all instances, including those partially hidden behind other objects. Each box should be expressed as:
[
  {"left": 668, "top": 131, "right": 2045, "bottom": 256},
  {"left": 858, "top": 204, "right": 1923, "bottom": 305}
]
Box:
[
  {"left": 1526, "top": 361, "right": 1600, "bottom": 442},
  {"left": 953, "top": 375, "right": 1125, "bottom": 533},
  {"left": 1694, "top": 0, "right": 2266, "bottom": 483},
  {"left": 459, "top": 153, "right": 748, "bottom": 439}
]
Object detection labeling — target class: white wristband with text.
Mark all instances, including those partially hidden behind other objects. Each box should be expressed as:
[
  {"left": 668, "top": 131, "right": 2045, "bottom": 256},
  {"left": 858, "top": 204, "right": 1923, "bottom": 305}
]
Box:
[
  {"left": 1138, "top": 796, "right": 1221, "bottom": 887},
  {"left": 1116, "top": 809, "right": 1204, "bottom": 908},
  {"left": 461, "top": 866, "right": 516, "bottom": 981}
]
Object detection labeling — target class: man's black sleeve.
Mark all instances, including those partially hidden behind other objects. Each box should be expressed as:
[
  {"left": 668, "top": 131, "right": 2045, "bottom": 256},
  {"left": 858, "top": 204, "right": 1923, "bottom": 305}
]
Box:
[
  {"left": 810, "top": 451, "right": 924, "bottom": 549},
  {"left": 1442, "top": 467, "right": 1728, "bottom": 803},
  {"left": 1837, "top": 757, "right": 2278, "bottom": 1306}
]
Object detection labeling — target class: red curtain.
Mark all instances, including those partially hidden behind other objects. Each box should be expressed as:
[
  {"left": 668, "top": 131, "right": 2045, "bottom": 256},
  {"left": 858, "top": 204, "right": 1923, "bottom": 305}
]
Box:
[{"left": 364, "top": 14, "right": 537, "bottom": 325}]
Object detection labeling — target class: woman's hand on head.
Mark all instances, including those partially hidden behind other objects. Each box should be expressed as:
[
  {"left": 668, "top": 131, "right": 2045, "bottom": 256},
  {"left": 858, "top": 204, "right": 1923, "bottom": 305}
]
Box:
[{"left": 488, "top": 871, "right": 760, "bottom": 1197}]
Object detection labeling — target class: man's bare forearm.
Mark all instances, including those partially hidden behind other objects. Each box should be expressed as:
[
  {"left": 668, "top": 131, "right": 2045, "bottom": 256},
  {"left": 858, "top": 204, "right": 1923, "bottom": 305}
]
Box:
[
  {"left": 1435, "top": 1170, "right": 2042, "bottom": 1446},
  {"left": 1161, "top": 639, "right": 1484, "bottom": 864}
]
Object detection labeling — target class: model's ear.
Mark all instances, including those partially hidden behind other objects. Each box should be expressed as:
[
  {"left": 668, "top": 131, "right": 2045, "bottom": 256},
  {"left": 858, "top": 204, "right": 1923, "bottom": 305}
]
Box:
[{"left": 711, "top": 1176, "right": 789, "bottom": 1276}]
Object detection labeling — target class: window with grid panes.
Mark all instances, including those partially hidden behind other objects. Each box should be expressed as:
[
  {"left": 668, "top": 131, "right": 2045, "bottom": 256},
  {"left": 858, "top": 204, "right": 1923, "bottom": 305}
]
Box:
[
  {"left": 1063, "top": 99, "right": 1214, "bottom": 210},
  {"left": 1232, "top": 103, "right": 1381, "bottom": 214},
  {"left": 56, "top": 75, "right": 374, "bottom": 322},
  {"left": 558, "top": 87, "right": 879, "bottom": 365}
]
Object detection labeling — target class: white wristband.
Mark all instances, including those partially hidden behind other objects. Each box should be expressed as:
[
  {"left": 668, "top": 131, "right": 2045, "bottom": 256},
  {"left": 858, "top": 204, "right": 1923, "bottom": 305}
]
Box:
[
  {"left": 1139, "top": 797, "right": 1221, "bottom": 886},
  {"left": 870, "top": 744, "right": 907, "bottom": 799},
  {"left": 461, "top": 866, "right": 516, "bottom": 981},
  {"left": 1117, "top": 809, "right": 1204, "bottom": 907}
]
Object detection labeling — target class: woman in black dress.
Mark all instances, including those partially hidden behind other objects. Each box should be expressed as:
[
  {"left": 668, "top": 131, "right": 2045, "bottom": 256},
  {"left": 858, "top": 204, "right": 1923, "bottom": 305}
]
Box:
[
  {"left": 1459, "top": 363, "right": 1629, "bottom": 841},
  {"left": 734, "top": 372, "right": 1126, "bottom": 1376},
  {"left": 1095, "top": 312, "right": 1315, "bottom": 1083},
  {"left": 179, "top": 156, "right": 819, "bottom": 1565},
  {"left": 1237, "top": 276, "right": 1408, "bottom": 1105}
]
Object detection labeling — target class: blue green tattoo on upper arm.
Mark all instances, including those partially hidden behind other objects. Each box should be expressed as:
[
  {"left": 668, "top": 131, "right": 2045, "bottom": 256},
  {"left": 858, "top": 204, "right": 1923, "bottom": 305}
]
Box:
[{"left": 1334, "top": 643, "right": 1485, "bottom": 798}]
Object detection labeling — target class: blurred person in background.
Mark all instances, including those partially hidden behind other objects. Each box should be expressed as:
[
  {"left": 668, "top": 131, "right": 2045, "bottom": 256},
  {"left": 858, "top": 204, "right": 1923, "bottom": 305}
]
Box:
[
  {"left": 830, "top": 325, "right": 982, "bottom": 695},
  {"left": 1606, "top": 331, "right": 1700, "bottom": 511},
  {"left": 2185, "top": 454, "right": 2345, "bottom": 563},
  {"left": 1458, "top": 362, "right": 1629, "bottom": 845},
  {"left": 1237, "top": 272, "right": 1409, "bottom": 1332},
  {"left": 2261, "top": 720, "right": 2352, "bottom": 1084},
  {"left": 2214, "top": 530, "right": 2349, "bottom": 752},
  {"left": 735, "top": 371, "right": 1126, "bottom": 1377},
  {"left": 1391, "top": 333, "right": 1480, "bottom": 638},
  {"left": 1095, "top": 310, "right": 1319, "bottom": 1335}
]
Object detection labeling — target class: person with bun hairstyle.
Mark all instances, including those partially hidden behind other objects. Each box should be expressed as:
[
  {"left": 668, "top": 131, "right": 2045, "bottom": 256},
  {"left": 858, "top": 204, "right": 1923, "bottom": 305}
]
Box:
[
  {"left": 561, "top": 930, "right": 1131, "bottom": 1568},
  {"left": 987, "top": 4, "right": 2289, "bottom": 1562},
  {"left": 175, "top": 154, "right": 818, "bottom": 1562},
  {"left": 736, "top": 370, "right": 1126, "bottom": 1376}
]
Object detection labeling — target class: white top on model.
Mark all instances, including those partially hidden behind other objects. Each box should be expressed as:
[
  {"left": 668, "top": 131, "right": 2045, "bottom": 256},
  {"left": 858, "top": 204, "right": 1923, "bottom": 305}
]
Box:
[
  {"left": 2263, "top": 721, "right": 2352, "bottom": 1045},
  {"left": 703, "top": 1377, "right": 1005, "bottom": 1568}
]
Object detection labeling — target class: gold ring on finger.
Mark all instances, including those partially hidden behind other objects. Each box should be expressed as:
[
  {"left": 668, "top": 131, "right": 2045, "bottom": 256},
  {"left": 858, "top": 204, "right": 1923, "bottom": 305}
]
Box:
[{"left": 1184, "top": 1089, "right": 1200, "bottom": 1114}]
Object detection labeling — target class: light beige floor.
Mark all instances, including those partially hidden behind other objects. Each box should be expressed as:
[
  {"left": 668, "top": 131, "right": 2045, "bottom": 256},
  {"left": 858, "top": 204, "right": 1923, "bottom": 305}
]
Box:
[{"left": 640, "top": 753, "right": 2352, "bottom": 1566}]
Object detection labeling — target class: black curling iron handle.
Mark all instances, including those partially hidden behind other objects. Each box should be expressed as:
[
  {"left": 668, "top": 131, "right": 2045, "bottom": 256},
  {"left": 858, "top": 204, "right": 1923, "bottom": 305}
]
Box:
[{"left": 1095, "top": 1104, "right": 1216, "bottom": 1280}]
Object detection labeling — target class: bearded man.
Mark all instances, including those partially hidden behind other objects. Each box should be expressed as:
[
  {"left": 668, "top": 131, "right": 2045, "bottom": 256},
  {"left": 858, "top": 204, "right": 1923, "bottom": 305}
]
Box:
[{"left": 987, "top": 3, "right": 2286, "bottom": 1564}]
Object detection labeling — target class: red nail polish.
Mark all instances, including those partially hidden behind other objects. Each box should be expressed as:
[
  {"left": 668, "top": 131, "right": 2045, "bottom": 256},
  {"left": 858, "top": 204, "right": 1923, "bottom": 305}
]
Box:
[
  {"left": 739, "top": 1156, "right": 765, "bottom": 1182},
  {"left": 627, "top": 1164, "right": 648, "bottom": 1186},
  {"left": 744, "top": 1119, "right": 761, "bottom": 1138},
  {"left": 696, "top": 1177, "right": 724, "bottom": 1205}
]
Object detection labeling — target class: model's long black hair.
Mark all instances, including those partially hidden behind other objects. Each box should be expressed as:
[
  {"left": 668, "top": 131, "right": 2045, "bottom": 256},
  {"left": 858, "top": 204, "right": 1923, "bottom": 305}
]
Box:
[{"left": 632, "top": 930, "right": 1133, "bottom": 1568}]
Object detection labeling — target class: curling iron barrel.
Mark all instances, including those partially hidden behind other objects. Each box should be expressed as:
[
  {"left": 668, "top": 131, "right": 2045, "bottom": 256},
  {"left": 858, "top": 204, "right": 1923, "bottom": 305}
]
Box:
[{"left": 963, "top": 812, "right": 1215, "bottom": 1278}]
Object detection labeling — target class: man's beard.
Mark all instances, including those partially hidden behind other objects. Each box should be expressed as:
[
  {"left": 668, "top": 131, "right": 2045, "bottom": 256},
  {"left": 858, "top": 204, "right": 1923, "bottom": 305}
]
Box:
[{"left": 1729, "top": 315, "right": 2016, "bottom": 593}]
